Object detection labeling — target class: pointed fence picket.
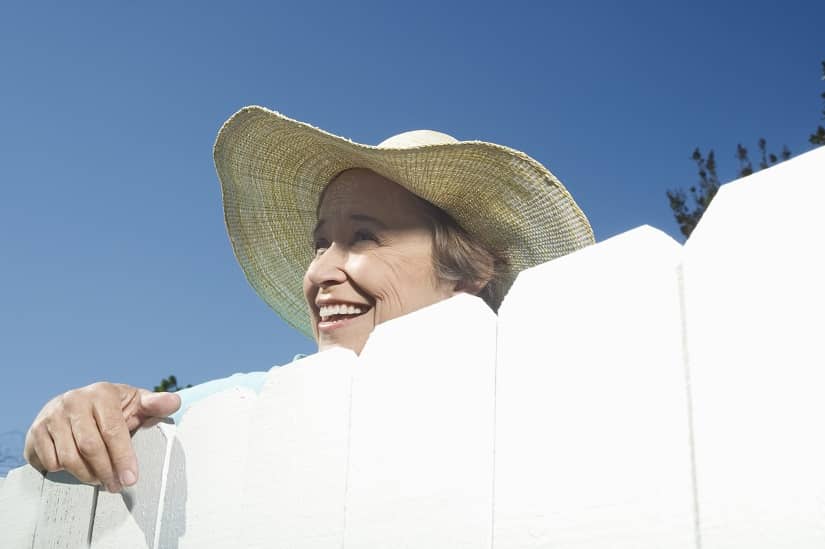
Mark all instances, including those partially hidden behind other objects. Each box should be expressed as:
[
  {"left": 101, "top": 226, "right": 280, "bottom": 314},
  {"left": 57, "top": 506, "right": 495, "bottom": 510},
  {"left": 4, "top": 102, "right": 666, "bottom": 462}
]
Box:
[
  {"left": 494, "top": 225, "right": 696, "bottom": 549},
  {"left": 682, "top": 147, "right": 825, "bottom": 547}
]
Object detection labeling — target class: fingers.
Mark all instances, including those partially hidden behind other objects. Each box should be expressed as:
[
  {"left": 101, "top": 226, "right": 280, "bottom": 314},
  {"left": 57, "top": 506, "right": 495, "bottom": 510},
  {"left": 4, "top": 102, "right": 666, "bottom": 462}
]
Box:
[
  {"left": 24, "top": 381, "right": 162, "bottom": 492},
  {"left": 93, "top": 393, "right": 138, "bottom": 489},
  {"left": 24, "top": 383, "right": 132, "bottom": 491},
  {"left": 118, "top": 385, "right": 179, "bottom": 432},
  {"left": 47, "top": 417, "right": 98, "bottom": 486},
  {"left": 25, "top": 422, "right": 57, "bottom": 474},
  {"left": 28, "top": 421, "right": 117, "bottom": 491},
  {"left": 90, "top": 386, "right": 178, "bottom": 487},
  {"left": 138, "top": 391, "right": 181, "bottom": 418},
  {"left": 70, "top": 413, "right": 120, "bottom": 492}
]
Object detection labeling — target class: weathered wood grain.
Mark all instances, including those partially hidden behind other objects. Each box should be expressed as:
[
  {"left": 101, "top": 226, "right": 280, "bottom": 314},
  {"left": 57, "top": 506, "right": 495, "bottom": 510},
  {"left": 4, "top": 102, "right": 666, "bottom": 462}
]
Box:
[
  {"left": 90, "top": 424, "right": 173, "bottom": 548},
  {"left": 33, "top": 471, "right": 97, "bottom": 548},
  {"left": 0, "top": 464, "right": 45, "bottom": 548}
]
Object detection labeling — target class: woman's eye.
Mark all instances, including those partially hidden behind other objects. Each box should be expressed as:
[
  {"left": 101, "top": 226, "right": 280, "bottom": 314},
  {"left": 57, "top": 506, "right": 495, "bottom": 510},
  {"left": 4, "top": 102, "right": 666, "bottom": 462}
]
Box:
[
  {"left": 313, "top": 239, "right": 329, "bottom": 256},
  {"left": 353, "top": 229, "right": 378, "bottom": 244}
]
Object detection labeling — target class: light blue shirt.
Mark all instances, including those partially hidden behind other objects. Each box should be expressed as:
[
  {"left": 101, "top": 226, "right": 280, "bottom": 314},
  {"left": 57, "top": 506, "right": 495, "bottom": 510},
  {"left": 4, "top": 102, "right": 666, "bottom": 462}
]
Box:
[{"left": 170, "top": 354, "right": 307, "bottom": 423}]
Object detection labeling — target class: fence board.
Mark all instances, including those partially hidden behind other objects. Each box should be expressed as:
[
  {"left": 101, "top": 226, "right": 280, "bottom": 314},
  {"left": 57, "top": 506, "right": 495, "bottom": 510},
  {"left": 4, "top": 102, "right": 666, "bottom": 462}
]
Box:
[
  {"left": 683, "top": 146, "right": 825, "bottom": 547},
  {"left": 495, "top": 226, "right": 697, "bottom": 549},
  {"left": 240, "top": 349, "right": 356, "bottom": 548},
  {"left": 0, "top": 464, "right": 44, "bottom": 548},
  {"left": 344, "top": 294, "right": 497, "bottom": 548},
  {"left": 90, "top": 424, "right": 173, "bottom": 548},
  {"left": 159, "top": 386, "right": 256, "bottom": 548},
  {"left": 33, "top": 471, "right": 97, "bottom": 548}
]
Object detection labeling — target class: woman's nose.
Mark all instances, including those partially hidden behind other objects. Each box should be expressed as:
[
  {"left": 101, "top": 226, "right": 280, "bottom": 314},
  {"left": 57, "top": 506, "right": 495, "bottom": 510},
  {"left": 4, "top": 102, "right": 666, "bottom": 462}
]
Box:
[{"left": 306, "top": 244, "right": 348, "bottom": 287}]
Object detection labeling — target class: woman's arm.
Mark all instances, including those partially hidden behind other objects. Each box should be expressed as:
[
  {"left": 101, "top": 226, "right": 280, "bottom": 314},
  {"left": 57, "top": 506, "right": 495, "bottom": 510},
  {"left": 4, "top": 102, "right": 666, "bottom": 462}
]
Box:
[{"left": 23, "top": 383, "right": 180, "bottom": 492}]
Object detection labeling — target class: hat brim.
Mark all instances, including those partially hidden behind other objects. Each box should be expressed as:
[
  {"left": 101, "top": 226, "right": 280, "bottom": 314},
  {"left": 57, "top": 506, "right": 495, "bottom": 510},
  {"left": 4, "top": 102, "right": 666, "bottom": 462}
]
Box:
[{"left": 214, "top": 106, "right": 594, "bottom": 338}]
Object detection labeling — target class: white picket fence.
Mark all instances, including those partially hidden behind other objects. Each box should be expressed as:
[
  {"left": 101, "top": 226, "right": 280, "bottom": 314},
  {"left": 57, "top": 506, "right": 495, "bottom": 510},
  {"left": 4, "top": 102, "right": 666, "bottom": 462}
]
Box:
[{"left": 1, "top": 146, "right": 823, "bottom": 548}]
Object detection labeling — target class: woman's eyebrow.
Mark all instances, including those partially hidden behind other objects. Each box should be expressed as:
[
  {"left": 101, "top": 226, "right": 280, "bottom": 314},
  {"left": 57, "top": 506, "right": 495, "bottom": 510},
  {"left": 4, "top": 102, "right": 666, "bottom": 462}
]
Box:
[
  {"left": 350, "top": 214, "right": 387, "bottom": 228},
  {"left": 313, "top": 214, "right": 387, "bottom": 238}
]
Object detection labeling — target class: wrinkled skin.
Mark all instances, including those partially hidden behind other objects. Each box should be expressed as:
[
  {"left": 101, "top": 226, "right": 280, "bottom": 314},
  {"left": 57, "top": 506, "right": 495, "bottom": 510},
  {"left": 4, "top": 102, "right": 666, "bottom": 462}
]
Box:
[
  {"left": 24, "top": 384, "right": 180, "bottom": 492},
  {"left": 24, "top": 168, "right": 459, "bottom": 490},
  {"left": 304, "top": 169, "right": 457, "bottom": 354}
]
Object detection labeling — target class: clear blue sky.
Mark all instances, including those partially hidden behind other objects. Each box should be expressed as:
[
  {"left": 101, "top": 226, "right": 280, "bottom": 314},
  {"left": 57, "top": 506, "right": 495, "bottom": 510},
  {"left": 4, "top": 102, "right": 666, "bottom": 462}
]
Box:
[{"left": 1, "top": 1, "right": 822, "bottom": 467}]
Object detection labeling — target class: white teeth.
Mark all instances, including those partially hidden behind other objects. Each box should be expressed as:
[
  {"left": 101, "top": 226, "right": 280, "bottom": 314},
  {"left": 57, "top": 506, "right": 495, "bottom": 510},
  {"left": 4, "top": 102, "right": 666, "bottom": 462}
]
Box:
[{"left": 318, "top": 304, "right": 365, "bottom": 320}]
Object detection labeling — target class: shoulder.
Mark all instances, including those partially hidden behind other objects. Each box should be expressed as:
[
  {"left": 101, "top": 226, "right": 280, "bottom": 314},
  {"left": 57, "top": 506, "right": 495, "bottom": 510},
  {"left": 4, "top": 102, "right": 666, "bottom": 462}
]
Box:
[
  {"left": 170, "top": 354, "right": 308, "bottom": 422},
  {"left": 170, "top": 370, "right": 270, "bottom": 423}
]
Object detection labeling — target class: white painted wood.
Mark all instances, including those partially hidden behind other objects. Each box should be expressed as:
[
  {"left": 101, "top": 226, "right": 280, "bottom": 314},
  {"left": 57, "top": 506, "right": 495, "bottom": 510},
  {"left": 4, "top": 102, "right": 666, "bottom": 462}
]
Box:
[
  {"left": 6, "top": 149, "right": 822, "bottom": 547},
  {"left": 240, "top": 348, "right": 356, "bottom": 548},
  {"left": 159, "top": 387, "right": 256, "bottom": 548},
  {"left": 344, "top": 294, "right": 497, "bottom": 548},
  {"left": 90, "top": 424, "right": 173, "bottom": 548},
  {"left": 33, "top": 471, "right": 98, "bottom": 548},
  {"left": 0, "top": 464, "right": 44, "bottom": 548},
  {"left": 495, "top": 226, "right": 697, "bottom": 548},
  {"left": 156, "top": 426, "right": 185, "bottom": 549},
  {"left": 682, "top": 146, "right": 825, "bottom": 547}
]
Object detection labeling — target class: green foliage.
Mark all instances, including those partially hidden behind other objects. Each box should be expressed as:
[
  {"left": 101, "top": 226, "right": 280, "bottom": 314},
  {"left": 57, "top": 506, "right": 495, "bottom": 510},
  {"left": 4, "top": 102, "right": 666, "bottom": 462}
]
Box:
[
  {"left": 154, "top": 375, "right": 192, "bottom": 393},
  {"left": 668, "top": 58, "right": 823, "bottom": 240},
  {"left": 809, "top": 60, "right": 825, "bottom": 146},
  {"left": 666, "top": 149, "right": 720, "bottom": 239},
  {"left": 735, "top": 139, "right": 791, "bottom": 177},
  {"left": 668, "top": 139, "right": 790, "bottom": 239},
  {"left": 811, "top": 126, "right": 825, "bottom": 145}
]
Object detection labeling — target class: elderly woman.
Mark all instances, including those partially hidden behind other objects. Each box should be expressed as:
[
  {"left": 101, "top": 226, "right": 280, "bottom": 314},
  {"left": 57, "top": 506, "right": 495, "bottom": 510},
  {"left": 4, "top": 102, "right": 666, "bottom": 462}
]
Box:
[{"left": 23, "top": 106, "right": 594, "bottom": 493}]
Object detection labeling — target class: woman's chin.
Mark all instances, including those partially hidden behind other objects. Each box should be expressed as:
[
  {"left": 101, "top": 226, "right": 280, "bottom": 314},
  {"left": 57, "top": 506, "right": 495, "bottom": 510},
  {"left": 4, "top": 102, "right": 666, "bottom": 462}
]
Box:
[
  {"left": 317, "top": 338, "right": 367, "bottom": 356},
  {"left": 316, "top": 327, "right": 370, "bottom": 355},
  {"left": 315, "top": 312, "right": 372, "bottom": 355}
]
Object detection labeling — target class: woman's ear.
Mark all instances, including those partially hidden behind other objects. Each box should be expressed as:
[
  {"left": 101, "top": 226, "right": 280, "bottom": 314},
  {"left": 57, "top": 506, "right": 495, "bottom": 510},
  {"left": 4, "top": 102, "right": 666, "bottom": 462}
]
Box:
[
  {"left": 452, "top": 251, "right": 494, "bottom": 296},
  {"left": 454, "top": 277, "right": 490, "bottom": 295}
]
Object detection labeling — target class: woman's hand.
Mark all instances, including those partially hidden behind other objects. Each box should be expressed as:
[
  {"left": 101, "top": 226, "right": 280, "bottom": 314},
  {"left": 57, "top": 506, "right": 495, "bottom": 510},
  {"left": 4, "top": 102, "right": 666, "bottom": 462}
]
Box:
[{"left": 23, "top": 383, "right": 181, "bottom": 492}]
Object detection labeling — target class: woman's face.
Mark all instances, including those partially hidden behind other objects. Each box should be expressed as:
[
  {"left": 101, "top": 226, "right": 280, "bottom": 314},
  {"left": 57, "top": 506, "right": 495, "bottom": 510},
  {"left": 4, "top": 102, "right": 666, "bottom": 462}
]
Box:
[{"left": 303, "top": 169, "right": 456, "bottom": 354}]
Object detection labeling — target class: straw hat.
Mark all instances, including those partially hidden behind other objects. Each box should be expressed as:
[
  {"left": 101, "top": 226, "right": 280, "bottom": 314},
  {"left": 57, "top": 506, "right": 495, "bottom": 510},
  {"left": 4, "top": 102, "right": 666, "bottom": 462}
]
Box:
[{"left": 214, "top": 105, "right": 594, "bottom": 338}]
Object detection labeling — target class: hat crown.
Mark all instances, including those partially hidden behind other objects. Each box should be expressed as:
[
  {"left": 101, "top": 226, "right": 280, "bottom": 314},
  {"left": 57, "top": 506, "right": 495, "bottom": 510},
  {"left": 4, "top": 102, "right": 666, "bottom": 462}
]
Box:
[{"left": 377, "top": 130, "right": 458, "bottom": 149}]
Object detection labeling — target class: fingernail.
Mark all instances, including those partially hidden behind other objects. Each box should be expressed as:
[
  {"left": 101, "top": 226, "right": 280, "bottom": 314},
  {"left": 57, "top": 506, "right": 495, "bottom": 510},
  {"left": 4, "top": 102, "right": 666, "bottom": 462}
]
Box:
[
  {"left": 120, "top": 470, "right": 137, "bottom": 486},
  {"left": 107, "top": 482, "right": 122, "bottom": 493}
]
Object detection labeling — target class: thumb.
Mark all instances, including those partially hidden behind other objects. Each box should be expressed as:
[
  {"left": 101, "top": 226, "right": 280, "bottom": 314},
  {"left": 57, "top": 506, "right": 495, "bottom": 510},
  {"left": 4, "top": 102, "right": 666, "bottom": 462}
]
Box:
[{"left": 139, "top": 391, "right": 181, "bottom": 417}]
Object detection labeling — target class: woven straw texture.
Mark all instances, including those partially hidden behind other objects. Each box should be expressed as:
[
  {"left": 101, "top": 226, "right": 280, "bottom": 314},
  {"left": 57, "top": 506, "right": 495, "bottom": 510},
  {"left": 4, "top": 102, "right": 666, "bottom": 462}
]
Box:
[{"left": 214, "top": 106, "right": 594, "bottom": 338}]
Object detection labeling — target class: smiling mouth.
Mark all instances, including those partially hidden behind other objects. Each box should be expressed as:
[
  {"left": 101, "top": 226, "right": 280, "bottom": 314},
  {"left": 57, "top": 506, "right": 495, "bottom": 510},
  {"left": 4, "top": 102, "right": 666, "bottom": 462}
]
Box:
[{"left": 317, "top": 303, "right": 371, "bottom": 330}]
